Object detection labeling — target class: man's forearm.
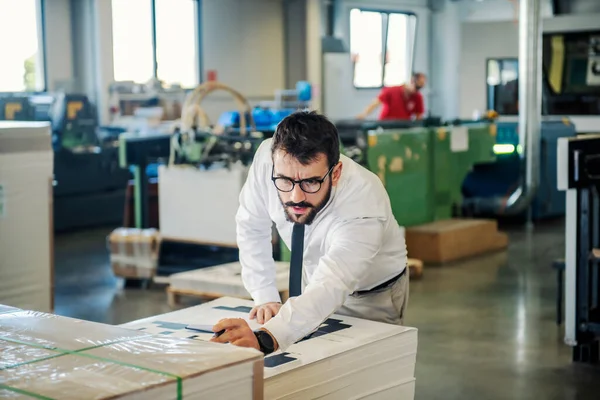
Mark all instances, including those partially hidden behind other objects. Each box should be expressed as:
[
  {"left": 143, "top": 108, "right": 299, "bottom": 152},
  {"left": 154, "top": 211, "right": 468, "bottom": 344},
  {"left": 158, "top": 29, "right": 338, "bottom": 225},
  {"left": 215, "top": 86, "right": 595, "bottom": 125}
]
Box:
[{"left": 362, "top": 99, "right": 381, "bottom": 116}]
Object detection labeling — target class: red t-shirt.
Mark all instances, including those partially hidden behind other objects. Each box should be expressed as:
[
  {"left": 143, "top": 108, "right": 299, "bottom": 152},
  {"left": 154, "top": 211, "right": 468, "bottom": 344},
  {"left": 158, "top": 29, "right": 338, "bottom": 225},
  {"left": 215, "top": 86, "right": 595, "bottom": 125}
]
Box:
[{"left": 377, "top": 85, "right": 424, "bottom": 120}]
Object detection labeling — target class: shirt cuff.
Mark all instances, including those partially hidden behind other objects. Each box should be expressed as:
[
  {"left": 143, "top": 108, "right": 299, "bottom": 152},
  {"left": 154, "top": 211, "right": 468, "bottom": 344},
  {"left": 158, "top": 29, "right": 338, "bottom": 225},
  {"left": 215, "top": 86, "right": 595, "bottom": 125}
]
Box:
[
  {"left": 263, "top": 315, "right": 294, "bottom": 351},
  {"left": 251, "top": 286, "right": 282, "bottom": 306}
]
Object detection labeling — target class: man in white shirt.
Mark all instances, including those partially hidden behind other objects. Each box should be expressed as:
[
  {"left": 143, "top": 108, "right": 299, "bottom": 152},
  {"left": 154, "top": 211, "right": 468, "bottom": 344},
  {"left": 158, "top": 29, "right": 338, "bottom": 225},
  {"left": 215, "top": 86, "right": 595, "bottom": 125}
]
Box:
[{"left": 211, "top": 111, "right": 408, "bottom": 354}]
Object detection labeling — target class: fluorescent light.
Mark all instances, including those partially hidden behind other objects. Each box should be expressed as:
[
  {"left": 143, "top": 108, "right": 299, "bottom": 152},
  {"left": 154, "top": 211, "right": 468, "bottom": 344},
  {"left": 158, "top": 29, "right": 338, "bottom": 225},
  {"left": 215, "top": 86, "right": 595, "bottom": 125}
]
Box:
[{"left": 493, "top": 144, "right": 515, "bottom": 154}]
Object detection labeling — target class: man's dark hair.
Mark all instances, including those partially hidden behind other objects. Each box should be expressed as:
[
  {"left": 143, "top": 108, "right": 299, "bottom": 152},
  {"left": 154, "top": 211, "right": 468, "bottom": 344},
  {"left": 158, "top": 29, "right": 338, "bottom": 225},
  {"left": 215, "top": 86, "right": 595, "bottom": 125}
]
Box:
[
  {"left": 413, "top": 72, "right": 426, "bottom": 80},
  {"left": 272, "top": 110, "right": 340, "bottom": 167}
]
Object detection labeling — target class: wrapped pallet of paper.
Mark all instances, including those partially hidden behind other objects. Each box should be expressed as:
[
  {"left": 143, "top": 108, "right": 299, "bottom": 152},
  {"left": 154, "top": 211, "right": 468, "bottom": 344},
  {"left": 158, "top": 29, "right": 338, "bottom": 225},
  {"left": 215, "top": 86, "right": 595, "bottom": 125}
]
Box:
[
  {"left": 158, "top": 163, "right": 249, "bottom": 247},
  {"left": 167, "top": 261, "right": 290, "bottom": 305},
  {"left": 108, "top": 227, "right": 161, "bottom": 279},
  {"left": 0, "top": 304, "right": 263, "bottom": 399},
  {"left": 0, "top": 122, "right": 54, "bottom": 313},
  {"left": 122, "top": 297, "right": 419, "bottom": 400}
]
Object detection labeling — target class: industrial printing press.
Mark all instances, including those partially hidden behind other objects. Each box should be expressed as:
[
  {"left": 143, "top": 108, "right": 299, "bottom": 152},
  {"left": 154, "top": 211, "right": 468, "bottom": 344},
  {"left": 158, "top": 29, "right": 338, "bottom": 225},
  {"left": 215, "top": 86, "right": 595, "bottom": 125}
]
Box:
[
  {"left": 558, "top": 133, "right": 600, "bottom": 363},
  {"left": 0, "top": 92, "right": 130, "bottom": 231},
  {"left": 116, "top": 82, "right": 268, "bottom": 282}
]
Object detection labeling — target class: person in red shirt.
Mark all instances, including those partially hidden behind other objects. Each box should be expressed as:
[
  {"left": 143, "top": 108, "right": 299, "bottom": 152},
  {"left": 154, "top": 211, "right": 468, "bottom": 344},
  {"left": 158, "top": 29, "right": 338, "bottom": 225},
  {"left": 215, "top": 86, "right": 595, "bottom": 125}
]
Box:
[{"left": 357, "top": 72, "right": 427, "bottom": 121}]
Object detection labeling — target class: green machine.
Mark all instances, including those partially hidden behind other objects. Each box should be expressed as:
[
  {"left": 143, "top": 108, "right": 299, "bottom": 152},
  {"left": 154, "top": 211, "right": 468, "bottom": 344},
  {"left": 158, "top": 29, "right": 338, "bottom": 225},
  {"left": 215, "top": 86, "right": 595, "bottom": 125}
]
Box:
[
  {"left": 338, "top": 119, "right": 497, "bottom": 227},
  {"left": 279, "top": 119, "right": 497, "bottom": 259},
  {"left": 363, "top": 122, "right": 496, "bottom": 227}
]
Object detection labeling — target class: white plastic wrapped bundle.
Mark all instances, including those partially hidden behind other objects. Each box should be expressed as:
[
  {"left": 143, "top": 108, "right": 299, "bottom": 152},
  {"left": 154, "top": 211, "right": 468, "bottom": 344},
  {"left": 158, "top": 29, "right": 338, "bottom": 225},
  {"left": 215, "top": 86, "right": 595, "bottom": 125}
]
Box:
[{"left": 0, "top": 307, "right": 263, "bottom": 399}]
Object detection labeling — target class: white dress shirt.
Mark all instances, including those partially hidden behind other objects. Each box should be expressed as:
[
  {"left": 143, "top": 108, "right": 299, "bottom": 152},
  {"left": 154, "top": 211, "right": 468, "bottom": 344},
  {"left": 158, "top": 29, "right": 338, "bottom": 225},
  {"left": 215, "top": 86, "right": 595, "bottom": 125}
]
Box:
[{"left": 236, "top": 139, "right": 407, "bottom": 350}]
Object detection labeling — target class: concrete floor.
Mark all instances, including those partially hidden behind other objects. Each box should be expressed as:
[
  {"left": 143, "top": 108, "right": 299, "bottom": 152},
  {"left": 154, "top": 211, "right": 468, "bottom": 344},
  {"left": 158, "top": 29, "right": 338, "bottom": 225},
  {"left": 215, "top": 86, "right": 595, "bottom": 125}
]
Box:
[{"left": 54, "top": 218, "right": 600, "bottom": 400}]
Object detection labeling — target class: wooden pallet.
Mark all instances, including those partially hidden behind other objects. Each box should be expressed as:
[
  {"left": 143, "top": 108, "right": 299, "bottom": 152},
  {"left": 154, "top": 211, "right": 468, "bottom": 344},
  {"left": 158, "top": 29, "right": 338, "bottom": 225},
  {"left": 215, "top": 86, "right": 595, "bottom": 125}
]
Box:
[
  {"left": 168, "top": 259, "right": 422, "bottom": 307},
  {"left": 167, "top": 286, "right": 290, "bottom": 308}
]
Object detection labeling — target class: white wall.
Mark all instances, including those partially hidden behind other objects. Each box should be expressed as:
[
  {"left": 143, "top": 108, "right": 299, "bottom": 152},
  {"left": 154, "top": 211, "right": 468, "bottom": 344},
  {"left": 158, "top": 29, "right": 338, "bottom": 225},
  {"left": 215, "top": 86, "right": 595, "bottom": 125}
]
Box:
[
  {"left": 459, "top": 0, "right": 553, "bottom": 23},
  {"left": 198, "top": 0, "right": 286, "bottom": 123},
  {"left": 459, "top": 21, "right": 518, "bottom": 118},
  {"left": 202, "top": 0, "right": 284, "bottom": 97},
  {"left": 459, "top": 12, "right": 600, "bottom": 118},
  {"left": 44, "top": 0, "right": 74, "bottom": 91}
]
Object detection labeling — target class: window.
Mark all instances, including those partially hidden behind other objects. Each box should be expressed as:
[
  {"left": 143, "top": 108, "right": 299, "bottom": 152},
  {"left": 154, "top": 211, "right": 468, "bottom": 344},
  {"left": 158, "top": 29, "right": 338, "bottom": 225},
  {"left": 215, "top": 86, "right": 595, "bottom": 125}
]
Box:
[
  {"left": 154, "top": 0, "right": 198, "bottom": 88},
  {"left": 0, "top": 0, "right": 45, "bottom": 92},
  {"left": 486, "top": 58, "right": 519, "bottom": 115},
  {"left": 350, "top": 9, "right": 417, "bottom": 89},
  {"left": 111, "top": 0, "right": 199, "bottom": 87},
  {"left": 112, "top": 0, "right": 154, "bottom": 84}
]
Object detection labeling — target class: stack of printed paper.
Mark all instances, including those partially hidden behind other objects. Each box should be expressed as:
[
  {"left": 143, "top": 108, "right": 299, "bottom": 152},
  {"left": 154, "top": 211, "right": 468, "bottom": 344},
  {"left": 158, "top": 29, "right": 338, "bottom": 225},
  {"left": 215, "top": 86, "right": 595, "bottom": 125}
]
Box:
[
  {"left": 0, "top": 122, "right": 54, "bottom": 313},
  {"left": 169, "top": 261, "right": 290, "bottom": 299},
  {"left": 0, "top": 305, "right": 263, "bottom": 399},
  {"left": 121, "top": 296, "right": 419, "bottom": 399}
]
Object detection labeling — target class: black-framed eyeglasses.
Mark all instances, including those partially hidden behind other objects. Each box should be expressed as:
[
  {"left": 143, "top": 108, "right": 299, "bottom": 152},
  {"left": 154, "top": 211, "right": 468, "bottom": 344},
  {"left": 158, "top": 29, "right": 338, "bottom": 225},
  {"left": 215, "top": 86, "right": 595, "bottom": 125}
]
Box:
[{"left": 271, "top": 163, "right": 336, "bottom": 194}]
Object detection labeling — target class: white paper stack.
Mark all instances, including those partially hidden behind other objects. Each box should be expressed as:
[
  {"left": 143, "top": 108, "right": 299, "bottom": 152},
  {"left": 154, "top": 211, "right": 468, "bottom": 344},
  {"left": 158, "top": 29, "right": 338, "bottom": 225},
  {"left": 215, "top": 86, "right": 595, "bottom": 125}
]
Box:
[
  {"left": 121, "top": 296, "right": 419, "bottom": 400},
  {"left": 169, "top": 261, "right": 290, "bottom": 299},
  {"left": 0, "top": 122, "right": 54, "bottom": 313},
  {"left": 0, "top": 305, "right": 263, "bottom": 399}
]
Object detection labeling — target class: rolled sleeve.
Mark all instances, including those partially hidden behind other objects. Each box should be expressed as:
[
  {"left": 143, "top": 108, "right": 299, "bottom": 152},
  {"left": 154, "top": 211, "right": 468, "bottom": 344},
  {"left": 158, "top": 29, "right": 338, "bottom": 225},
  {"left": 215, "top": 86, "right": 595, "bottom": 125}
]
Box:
[
  {"left": 236, "top": 141, "right": 281, "bottom": 305},
  {"left": 264, "top": 218, "right": 384, "bottom": 350},
  {"left": 378, "top": 87, "right": 391, "bottom": 104}
]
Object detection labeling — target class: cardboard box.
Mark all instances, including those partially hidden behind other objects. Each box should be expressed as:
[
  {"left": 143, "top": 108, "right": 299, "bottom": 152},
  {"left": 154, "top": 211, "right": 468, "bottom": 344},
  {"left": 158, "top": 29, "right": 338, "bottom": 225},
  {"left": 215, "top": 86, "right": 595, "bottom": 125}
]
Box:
[
  {"left": 0, "top": 122, "right": 54, "bottom": 312},
  {"left": 108, "top": 227, "right": 160, "bottom": 279},
  {"left": 406, "top": 218, "right": 508, "bottom": 264}
]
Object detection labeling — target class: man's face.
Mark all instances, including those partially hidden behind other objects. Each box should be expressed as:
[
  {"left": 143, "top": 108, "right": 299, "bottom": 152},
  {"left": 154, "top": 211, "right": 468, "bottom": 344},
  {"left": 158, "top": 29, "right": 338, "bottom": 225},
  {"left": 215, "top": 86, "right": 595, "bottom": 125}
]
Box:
[
  {"left": 272, "top": 150, "right": 342, "bottom": 225},
  {"left": 414, "top": 75, "right": 426, "bottom": 91}
]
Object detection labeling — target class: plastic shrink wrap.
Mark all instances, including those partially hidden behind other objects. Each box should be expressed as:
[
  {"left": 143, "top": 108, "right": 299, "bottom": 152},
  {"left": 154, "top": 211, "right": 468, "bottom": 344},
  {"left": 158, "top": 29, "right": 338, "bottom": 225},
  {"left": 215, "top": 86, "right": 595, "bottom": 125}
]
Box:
[{"left": 0, "top": 306, "right": 263, "bottom": 400}]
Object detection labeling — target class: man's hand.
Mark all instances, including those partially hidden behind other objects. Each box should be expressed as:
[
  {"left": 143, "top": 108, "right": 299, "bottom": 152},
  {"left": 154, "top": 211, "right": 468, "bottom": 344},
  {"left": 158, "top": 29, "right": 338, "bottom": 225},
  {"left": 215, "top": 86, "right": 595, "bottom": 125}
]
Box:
[
  {"left": 249, "top": 302, "right": 281, "bottom": 324},
  {"left": 210, "top": 318, "right": 259, "bottom": 351}
]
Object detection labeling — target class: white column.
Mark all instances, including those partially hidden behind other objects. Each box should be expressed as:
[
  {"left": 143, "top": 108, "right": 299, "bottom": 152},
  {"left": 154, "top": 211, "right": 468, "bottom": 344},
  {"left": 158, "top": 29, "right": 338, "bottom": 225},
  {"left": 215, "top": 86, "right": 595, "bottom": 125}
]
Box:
[
  {"left": 430, "top": 0, "right": 461, "bottom": 120},
  {"left": 91, "top": 0, "right": 115, "bottom": 126},
  {"left": 306, "top": 0, "right": 324, "bottom": 111}
]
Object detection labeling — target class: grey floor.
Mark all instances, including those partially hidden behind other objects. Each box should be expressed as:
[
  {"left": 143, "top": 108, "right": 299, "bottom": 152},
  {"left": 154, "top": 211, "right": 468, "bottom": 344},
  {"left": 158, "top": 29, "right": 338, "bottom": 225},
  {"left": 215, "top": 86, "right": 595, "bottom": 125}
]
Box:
[{"left": 54, "top": 218, "right": 600, "bottom": 400}]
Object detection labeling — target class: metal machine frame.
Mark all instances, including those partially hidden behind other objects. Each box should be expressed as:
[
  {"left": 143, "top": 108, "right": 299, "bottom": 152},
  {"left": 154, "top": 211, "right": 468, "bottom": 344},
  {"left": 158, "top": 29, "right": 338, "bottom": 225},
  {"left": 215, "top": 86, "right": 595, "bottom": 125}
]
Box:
[{"left": 558, "top": 134, "right": 600, "bottom": 363}]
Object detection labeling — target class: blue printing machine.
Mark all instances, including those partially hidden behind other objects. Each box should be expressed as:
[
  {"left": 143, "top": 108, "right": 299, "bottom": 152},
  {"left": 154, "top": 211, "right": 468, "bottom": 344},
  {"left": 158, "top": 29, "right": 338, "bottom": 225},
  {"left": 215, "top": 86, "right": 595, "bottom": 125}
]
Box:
[
  {"left": 217, "top": 107, "right": 298, "bottom": 134},
  {"left": 217, "top": 80, "right": 312, "bottom": 134},
  {"left": 462, "top": 120, "right": 577, "bottom": 220}
]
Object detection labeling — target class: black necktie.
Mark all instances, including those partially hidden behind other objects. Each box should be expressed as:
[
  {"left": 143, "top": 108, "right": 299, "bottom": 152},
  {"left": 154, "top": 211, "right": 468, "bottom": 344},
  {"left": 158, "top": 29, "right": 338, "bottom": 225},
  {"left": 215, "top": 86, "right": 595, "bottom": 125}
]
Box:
[{"left": 289, "top": 223, "right": 305, "bottom": 297}]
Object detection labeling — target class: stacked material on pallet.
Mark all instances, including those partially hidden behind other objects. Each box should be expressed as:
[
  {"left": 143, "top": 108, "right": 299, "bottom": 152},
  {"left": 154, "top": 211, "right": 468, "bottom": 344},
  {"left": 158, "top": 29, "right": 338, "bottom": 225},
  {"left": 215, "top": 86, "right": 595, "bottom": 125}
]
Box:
[
  {"left": 108, "top": 227, "right": 161, "bottom": 279},
  {"left": 122, "top": 296, "right": 418, "bottom": 400},
  {"left": 168, "top": 261, "right": 290, "bottom": 300},
  {"left": 406, "top": 218, "right": 508, "bottom": 264},
  {"left": 0, "top": 305, "right": 263, "bottom": 399},
  {"left": 0, "top": 122, "right": 54, "bottom": 313}
]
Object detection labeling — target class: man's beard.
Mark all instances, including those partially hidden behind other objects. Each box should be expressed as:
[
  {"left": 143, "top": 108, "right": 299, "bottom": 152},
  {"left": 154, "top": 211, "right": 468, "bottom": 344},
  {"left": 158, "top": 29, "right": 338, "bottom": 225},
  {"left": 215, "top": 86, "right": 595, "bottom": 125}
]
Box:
[{"left": 279, "top": 181, "right": 333, "bottom": 225}]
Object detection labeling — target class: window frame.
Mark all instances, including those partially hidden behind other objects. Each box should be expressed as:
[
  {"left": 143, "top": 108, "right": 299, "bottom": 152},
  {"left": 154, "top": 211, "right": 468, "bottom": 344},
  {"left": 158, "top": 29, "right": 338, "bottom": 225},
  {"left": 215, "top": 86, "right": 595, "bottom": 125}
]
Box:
[
  {"left": 485, "top": 57, "right": 519, "bottom": 116},
  {"left": 111, "top": 0, "right": 203, "bottom": 88},
  {"left": 349, "top": 7, "right": 418, "bottom": 90},
  {"left": 0, "top": 0, "right": 48, "bottom": 94}
]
